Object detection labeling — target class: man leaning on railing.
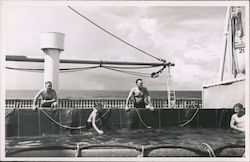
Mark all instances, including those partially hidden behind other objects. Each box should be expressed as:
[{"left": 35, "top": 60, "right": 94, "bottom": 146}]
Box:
[
  {"left": 32, "top": 81, "right": 58, "bottom": 110},
  {"left": 125, "top": 78, "right": 154, "bottom": 111}
]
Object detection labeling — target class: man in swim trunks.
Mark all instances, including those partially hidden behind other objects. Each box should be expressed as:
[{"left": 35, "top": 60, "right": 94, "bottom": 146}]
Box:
[
  {"left": 125, "top": 79, "right": 153, "bottom": 111},
  {"left": 32, "top": 81, "right": 58, "bottom": 110}
]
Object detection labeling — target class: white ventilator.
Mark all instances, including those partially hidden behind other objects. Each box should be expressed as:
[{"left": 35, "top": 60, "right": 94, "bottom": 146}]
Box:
[{"left": 40, "top": 32, "right": 65, "bottom": 92}]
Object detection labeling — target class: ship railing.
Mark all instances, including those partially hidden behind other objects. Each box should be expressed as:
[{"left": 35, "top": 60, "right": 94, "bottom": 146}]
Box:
[{"left": 5, "top": 98, "right": 202, "bottom": 109}]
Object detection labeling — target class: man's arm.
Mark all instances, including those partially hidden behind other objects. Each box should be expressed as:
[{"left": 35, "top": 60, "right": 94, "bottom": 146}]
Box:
[
  {"left": 32, "top": 89, "right": 43, "bottom": 109},
  {"left": 33, "top": 89, "right": 43, "bottom": 105},
  {"left": 54, "top": 90, "right": 58, "bottom": 102},
  {"left": 92, "top": 112, "right": 104, "bottom": 135},
  {"left": 144, "top": 87, "right": 154, "bottom": 111},
  {"left": 144, "top": 88, "right": 150, "bottom": 101},
  {"left": 125, "top": 88, "right": 134, "bottom": 110}
]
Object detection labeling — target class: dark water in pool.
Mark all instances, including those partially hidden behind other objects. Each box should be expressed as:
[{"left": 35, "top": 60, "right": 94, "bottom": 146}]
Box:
[{"left": 6, "top": 127, "right": 244, "bottom": 151}]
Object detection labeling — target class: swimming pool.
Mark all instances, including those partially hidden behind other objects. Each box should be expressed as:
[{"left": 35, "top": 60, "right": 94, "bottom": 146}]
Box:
[
  {"left": 5, "top": 108, "right": 245, "bottom": 157},
  {"left": 6, "top": 127, "right": 245, "bottom": 157}
]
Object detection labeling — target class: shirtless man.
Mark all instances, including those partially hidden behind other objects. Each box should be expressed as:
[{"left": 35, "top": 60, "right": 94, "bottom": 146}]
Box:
[
  {"left": 125, "top": 79, "right": 154, "bottom": 111},
  {"left": 32, "top": 81, "right": 58, "bottom": 110},
  {"left": 86, "top": 102, "right": 104, "bottom": 135},
  {"left": 230, "top": 103, "right": 245, "bottom": 132}
]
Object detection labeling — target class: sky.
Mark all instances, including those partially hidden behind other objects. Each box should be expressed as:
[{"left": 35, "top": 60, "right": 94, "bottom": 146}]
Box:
[{"left": 3, "top": 3, "right": 243, "bottom": 91}]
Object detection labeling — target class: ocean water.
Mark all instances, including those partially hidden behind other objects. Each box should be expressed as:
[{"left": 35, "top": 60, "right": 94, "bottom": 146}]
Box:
[{"left": 6, "top": 90, "right": 201, "bottom": 99}]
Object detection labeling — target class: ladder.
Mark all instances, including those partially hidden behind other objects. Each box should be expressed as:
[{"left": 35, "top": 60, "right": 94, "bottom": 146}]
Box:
[{"left": 166, "top": 66, "right": 176, "bottom": 108}]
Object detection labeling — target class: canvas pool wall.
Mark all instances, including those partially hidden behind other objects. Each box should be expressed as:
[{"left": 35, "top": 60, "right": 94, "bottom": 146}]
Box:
[{"left": 6, "top": 108, "right": 234, "bottom": 137}]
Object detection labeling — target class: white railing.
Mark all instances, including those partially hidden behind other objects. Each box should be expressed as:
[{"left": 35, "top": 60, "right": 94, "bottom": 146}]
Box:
[{"left": 5, "top": 98, "right": 202, "bottom": 109}]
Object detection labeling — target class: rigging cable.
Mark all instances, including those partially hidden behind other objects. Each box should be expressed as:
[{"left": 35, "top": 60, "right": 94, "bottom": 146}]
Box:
[
  {"left": 6, "top": 64, "right": 164, "bottom": 78},
  {"left": 68, "top": 6, "right": 165, "bottom": 62},
  {"left": 102, "top": 64, "right": 160, "bottom": 69},
  {"left": 6, "top": 66, "right": 100, "bottom": 73},
  {"left": 103, "top": 66, "right": 152, "bottom": 78}
]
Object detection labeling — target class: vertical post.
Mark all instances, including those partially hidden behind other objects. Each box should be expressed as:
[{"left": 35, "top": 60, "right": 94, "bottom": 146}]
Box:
[
  {"left": 167, "top": 66, "right": 171, "bottom": 108},
  {"left": 43, "top": 49, "right": 60, "bottom": 91},
  {"left": 219, "top": 7, "right": 231, "bottom": 81},
  {"left": 40, "top": 32, "right": 65, "bottom": 92},
  {"left": 228, "top": 11, "right": 233, "bottom": 79}
]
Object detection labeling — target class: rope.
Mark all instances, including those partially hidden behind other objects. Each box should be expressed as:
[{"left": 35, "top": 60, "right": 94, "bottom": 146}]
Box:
[
  {"left": 5, "top": 102, "right": 20, "bottom": 118},
  {"left": 6, "top": 66, "right": 100, "bottom": 73},
  {"left": 179, "top": 108, "right": 200, "bottom": 127},
  {"left": 75, "top": 144, "right": 80, "bottom": 157},
  {"left": 202, "top": 143, "right": 216, "bottom": 157},
  {"left": 60, "top": 66, "right": 100, "bottom": 72},
  {"left": 6, "top": 67, "right": 44, "bottom": 73},
  {"left": 5, "top": 107, "right": 17, "bottom": 118},
  {"left": 103, "top": 66, "right": 152, "bottom": 78},
  {"left": 132, "top": 107, "right": 152, "bottom": 129},
  {"left": 6, "top": 65, "right": 164, "bottom": 78},
  {"left": 68, "top": 6, "right": 165, "bottom": 62},
  {"left": 39, "top": 108, "right": 111, "bottom": 130},
  {"left": 103, "top": 65, "right": 160, "bottom": 69}
]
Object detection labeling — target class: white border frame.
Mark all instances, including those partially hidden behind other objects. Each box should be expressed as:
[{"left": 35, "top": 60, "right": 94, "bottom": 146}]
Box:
[{"left": 1, "top": 1, "right": 249, "bottom": 162}]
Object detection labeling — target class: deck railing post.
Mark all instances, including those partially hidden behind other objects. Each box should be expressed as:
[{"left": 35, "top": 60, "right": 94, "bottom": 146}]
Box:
[{"left": 5, "top": 98, "right": 202, "bottom": 109}]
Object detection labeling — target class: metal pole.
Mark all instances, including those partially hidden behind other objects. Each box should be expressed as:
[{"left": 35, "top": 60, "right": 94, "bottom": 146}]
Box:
[
  {"left": 228, "top": 10, "right": 233, "bottom": 79},
  {"left": 219, "top": 7, "right": 231, "bottom": 81},
  {"left": 6, "top": 55, "right": 174, "bottom": 67},
  {"left": 167, "top": 66, "right": 171, "bottom": 108}
]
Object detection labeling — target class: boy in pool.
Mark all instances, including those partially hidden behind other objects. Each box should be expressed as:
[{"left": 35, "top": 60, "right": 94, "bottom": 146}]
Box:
[
  {"left": 230, "top": 103, "right": 245, "bottom": 132},
  {"left": 86, "top": 103, "right": 104, "bottom": 135}
]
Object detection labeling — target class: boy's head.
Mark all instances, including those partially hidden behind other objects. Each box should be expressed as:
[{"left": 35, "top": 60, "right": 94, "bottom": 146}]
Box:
[
  {"left": 233, "top": 103, "right": 244, "bottom": 113},
  {"left": 94, "top": 102, "right": 103, "bottom": 111}
]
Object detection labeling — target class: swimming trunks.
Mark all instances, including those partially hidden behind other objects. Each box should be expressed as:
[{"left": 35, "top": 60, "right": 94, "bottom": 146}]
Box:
[
  {"left": 41, "top": 102, "right": 52, "bottom": 107},
  {"left": 134, "top": 102, "right": 146, "bottom": 108},
  {"left": 86, "top": 121, "right": 92, "bottom": 129}
]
